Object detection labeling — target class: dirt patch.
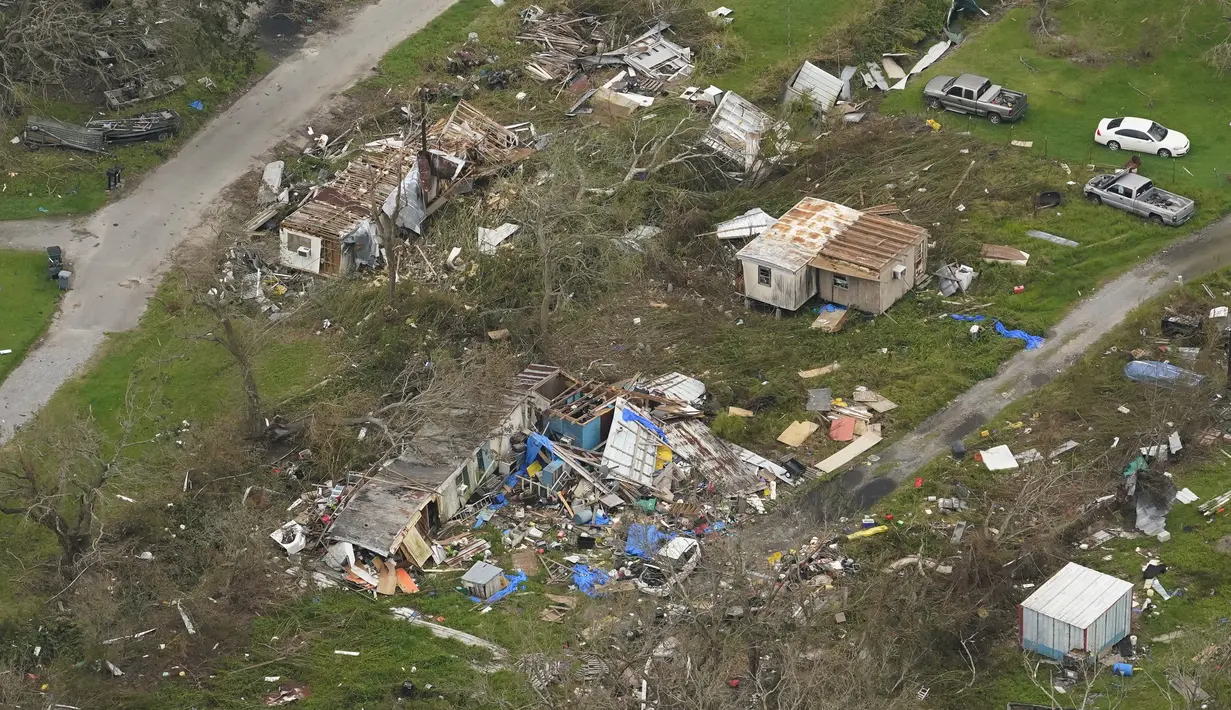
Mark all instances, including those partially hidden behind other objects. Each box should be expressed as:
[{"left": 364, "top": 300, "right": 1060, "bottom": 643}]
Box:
[{"left": 1215, "top": 535, "right": 1231, "bottom": 554}]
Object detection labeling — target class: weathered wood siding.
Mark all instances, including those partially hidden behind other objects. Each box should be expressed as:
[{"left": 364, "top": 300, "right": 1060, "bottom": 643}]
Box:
[{"left": 740, "top": 261, "right": 817, "bottom": 310}]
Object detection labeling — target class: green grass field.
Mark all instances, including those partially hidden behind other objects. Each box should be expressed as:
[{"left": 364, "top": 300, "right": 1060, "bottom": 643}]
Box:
[
  {"left": 883, "top": 1, "right": 1231, "bottom": 203},
  {"left": 0, "top": 55, "right": 272, "bottom": 221},
  {"left": 0, "top": 250, "right": 61, "bottom": 381}
]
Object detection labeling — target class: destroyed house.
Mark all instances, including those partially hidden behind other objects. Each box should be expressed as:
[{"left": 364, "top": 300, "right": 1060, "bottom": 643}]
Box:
[
  {"left": 280, "top": 101, "right": 528, "bottom": 276},
  {"left": 327, "top": 384, "right": 537, "bottom": 565},
  {"left": 736, "top": 198, "right": 929, "bottom": 314}
]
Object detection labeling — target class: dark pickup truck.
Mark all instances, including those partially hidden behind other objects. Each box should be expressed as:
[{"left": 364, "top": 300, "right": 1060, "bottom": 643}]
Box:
[{"left": 923, "top": 73, "right": 1028, "bottom": 123}]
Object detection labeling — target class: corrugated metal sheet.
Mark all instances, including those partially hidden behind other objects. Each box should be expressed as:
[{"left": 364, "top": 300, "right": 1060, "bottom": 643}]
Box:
[
  {"left": 784, "top": 62, "right": 843, "bottom": 114},
  {"left": 601, "top": 398, "right": 665, "bottom": 486},
  {"left": 716, "top": 208, "right": 776, "bottom": 240},
  {"left": 643, "top": 372, "right": 706, "bottom": 405},
  {"left": 736, "top": 198, "right": 928, "bottom": 276},
  {"left": 664, "top": 419, "right": 763, "bottom": 494},
  {"left": 725, "top": 441, "right": 790, "bottom": 483},
  {"left": 1020, "top": 563, "right": 1133, "bottom": 659}
]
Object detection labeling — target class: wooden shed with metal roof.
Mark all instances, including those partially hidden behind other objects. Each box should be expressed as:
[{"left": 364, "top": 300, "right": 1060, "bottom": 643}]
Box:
[{"left": 735, "top": 197, "right": 928, "bottom": 314}]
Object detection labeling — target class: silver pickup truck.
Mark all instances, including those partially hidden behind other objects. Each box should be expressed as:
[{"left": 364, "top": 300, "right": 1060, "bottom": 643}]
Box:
[
  {"left": 923, "top": 73, "right": 1027, "bottom": 123},
  {"left": 1083, "top": 173, "right": 1194, "bottom": 226}
]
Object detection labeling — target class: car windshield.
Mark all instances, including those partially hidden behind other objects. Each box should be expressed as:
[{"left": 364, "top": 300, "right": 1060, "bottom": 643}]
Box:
[{"left": 1148, "top": 122, "right": 1168, "bottom": 141}]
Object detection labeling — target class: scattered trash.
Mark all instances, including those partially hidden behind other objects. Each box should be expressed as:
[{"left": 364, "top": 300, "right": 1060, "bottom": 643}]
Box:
[
  {"left": 979, "top": 445, "right": 1019, "bottom": 471},
  {"left": 1025, "top": 229, "right": 1079, "bottom": 248},
  {"left": 777, "top": 421, "right": 819, "bottom": 447},
  {"left": 263, "top": 683, "right": 311, "bottom": 706},
  {"left": 980, "top": 244, "right": 1030, "bottom": 265},
  {"left": 189, "top": 100, "right": 205, "bottom": 111},
  {"left": 1124, "top": 360, "right": 1205, "bottom": 388}
]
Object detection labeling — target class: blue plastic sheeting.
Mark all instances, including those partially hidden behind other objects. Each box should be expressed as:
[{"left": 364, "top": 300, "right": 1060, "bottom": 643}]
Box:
[
  {"left": 572, "top": 564, "right": 611, "bottom": 597},
  {"left": 949, "top": 314, "right": 986, "bottom": 322},
  {"left": 189, "top": 100, "right": 205, "bottom": 111},
  {"left": 1124, "top": 360, "right": 1206, "bottom": 388},
  {"left": 593, "top": 510, "right": 611, "bottom": 526},
  {"left": 470, "top": 571, "right": 527, "bottom": 604},
  {"left": 994, "top": 321, "right": 1044, "bottom": 350},
  {"left": 625, "top": 523, "right": 672, "bottom": 558},
  {"left": 621, "top": 407, "right": 666, "bottom": 442},
  {"left": 472, "top": 494, "right": 509, "bottom": 528},
  {"left": 812, "top": 303, "right": 848, "bottom": 314}
]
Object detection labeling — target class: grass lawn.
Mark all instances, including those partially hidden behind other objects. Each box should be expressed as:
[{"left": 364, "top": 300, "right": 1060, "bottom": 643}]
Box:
[
  {"left": 882, "top": 0, "right": 1231, "bottom": 203},
  {"left": 868, "top": 268, "right": 1231, "bottom": 709},
  {"left": 0, "top": 55, "right": 273, "bottom": 221},
  {"left": 0, "top": 250, "right": 61, "bottom": 381}
]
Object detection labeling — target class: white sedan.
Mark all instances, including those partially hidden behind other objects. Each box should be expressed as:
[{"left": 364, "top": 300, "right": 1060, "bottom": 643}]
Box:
[{"left": 1094, "top": 117, "right": 1190, "bottom": 157}]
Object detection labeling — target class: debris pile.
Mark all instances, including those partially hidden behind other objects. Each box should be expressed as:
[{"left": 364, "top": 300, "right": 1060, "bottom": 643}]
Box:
[{"left": 268, "top": 366, "right": 794, "bottom": 604}]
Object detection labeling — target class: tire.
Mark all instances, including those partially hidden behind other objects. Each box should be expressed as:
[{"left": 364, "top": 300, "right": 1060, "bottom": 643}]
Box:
[
  {"left": 988, "top": 112, "right": 1002, "bottom": 124},
  {"left": 1086, "top": 193, "right": 1102, "bottom": 205},
  {"left": 1149, "top": 214, "right": 1164, "bottom": 226},
  {"left": 927, "top": 97, "right": 942, "bottom": 110},
  {"left": 1158, "top": 148, "right": 1171, "bottom": 158},
  {"left": 1107, "top": 141, "right": 1120, "bottom": 151}
]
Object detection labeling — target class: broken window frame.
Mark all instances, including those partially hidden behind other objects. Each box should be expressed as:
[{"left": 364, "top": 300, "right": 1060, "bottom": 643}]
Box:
[
  {"left": 833, "top": 275, "right": 850, "bottom": 290},
  {"left": 757, "top": 265, "right": 772, "bottom": 286}
]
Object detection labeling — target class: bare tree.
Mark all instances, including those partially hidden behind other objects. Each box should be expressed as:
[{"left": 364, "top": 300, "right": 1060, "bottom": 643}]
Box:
[
  {"left": 0, "top": 384, "right": 157, "bottom": 568},
  {"left": 616, "top": 115, "right": 710, "bottom": 185}
]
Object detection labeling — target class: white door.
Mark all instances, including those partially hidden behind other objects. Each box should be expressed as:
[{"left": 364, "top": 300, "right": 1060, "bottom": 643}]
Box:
[{"left": 1115, "top": 129, "right": 1151, "bottom": 152}]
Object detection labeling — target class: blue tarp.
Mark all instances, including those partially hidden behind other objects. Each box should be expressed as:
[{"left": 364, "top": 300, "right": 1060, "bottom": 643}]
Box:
[
  {"left": 470, "top": 571, "right": 527, "bottom": 604},
  {"left": 472, "top": 495, "right": 508, "bottom": 529},
  {"left": 993, "top": 321, "right": 1045, "bottom": 350},
  {"left": 507, "top": 433, "right": 556, "bottom": 488},
  {"left": 572, "top": 564, "right": 610, "bottom": 597},
  {"left": 1124, "top": 360, "right": 1206, "bottom": 388},
  {"left": 625, "top": 523, "right": 672, "bottom": 558},
  {"left": 950, "top": 314, "right": 1043, "bottom": 349},
  {"left": 812, "top": 303, "right": 848, "bottom": 314},
  {"left": 621, "top": 407, "right": 666, "bottom": 442}
]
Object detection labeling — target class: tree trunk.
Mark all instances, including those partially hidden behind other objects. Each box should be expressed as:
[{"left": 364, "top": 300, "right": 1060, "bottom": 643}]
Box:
[
  {"left": 220, "top": 316, "right": 263, "bottom": 436},
  {"left": 538, "top": 229, "right": 553, "bottom": 336}
]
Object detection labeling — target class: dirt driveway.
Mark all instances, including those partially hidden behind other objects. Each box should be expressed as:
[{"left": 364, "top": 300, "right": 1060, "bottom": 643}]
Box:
[
  {"left": 802, "top": 212, "right": 1231, "bottom": 520},
  {"left": 0, "top": 0, "right": 455, "bottom": 442}
]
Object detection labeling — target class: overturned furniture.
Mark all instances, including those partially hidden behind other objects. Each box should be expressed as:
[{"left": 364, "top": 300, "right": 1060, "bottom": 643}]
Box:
[{"left": 736, "top": 197, "right": 929, "bottom": 314}]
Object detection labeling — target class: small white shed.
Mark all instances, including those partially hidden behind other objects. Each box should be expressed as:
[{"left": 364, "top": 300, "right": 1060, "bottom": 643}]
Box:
[{"left": 1019, "top": 562, "right": 1134, "bottom": 660}]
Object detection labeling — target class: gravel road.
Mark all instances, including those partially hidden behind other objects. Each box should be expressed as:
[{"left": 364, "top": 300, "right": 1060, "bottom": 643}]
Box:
[{"left": 0, "top": 0, "right": 455, "bottom": 442}]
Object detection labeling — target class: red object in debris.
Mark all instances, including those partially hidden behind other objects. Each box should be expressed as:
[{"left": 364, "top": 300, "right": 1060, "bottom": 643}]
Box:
[
  {"left": 728, "top": 679, "right": 741, "bottom": 688},
  {"left": 973, "top": 452, "right": 984, "bottom": 462},
  {"left": 913, "top": 478, "right": 923, "bottom": 488},
  {"left": 885, "top": 514, "right": 894, "bottom": 521},
  {"left": 1013, "top": 285, "right": 1025, "bottom": 294}
]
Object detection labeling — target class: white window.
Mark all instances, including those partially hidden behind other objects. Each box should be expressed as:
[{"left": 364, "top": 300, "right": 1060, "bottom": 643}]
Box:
[
  {"left": 757, "top": 266, "right": 771, "bottom": 286},
  {"left": 833, "top": 275, "right": 849, "bottom": 289}
]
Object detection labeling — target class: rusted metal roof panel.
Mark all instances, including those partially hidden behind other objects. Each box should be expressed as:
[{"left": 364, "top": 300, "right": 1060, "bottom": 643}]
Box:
[
  {"left": 738, "top": 197, "right": 927, "bottom": 275},
  {"left": 664, "top": 419, "right": 764, "bottom": 494}
]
